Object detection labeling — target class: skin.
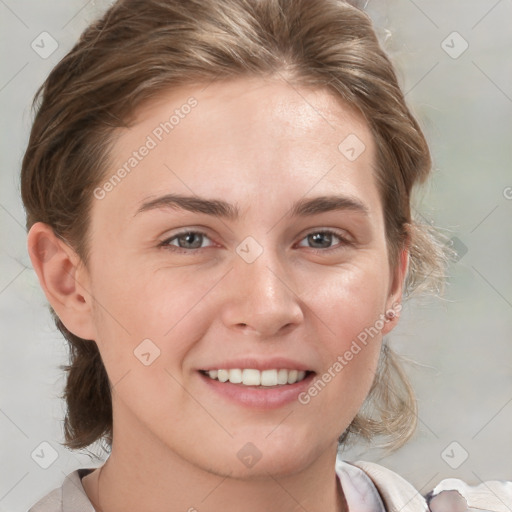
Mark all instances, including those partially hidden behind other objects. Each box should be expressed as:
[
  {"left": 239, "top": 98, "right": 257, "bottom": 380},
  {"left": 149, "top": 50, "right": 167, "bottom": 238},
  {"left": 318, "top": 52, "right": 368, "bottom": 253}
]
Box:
[{"left": 28, "top": 76, "right": 408, "bottom": 512}]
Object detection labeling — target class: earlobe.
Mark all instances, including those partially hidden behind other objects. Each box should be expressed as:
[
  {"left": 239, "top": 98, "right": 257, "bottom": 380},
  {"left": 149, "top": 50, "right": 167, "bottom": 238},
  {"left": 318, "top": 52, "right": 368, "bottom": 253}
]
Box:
[
  {"left": 27, "top": 222, "right": 96, "bottom": 340},
  {"left": 382, "top": 247, "right": 409, "bottom": 335}
]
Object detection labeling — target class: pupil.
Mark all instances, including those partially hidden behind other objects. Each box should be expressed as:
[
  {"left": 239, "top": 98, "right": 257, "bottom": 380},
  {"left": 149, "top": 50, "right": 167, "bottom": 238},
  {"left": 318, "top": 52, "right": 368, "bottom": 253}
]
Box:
[
  {"left": 310, "top": 232, "right": 331, "bottom": 248},
  {"left": 180, "top": 232, "right": 202, "bottom": 248}
]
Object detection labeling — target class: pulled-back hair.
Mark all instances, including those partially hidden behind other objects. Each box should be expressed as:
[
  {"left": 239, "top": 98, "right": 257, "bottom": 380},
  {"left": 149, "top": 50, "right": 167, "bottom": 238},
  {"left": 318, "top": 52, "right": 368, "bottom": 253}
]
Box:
[{"left": 21, "top": 0, "right": 447, "bottom": 451}]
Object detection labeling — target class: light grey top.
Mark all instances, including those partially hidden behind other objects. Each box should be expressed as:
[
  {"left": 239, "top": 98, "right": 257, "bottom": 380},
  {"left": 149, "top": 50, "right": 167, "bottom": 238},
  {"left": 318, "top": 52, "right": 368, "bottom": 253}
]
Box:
[
  {"left": 28, "top": 468, "right": 95, "bottom": 512},
  {"left": 28, "top": 454, "right": 512, "bottom": 511},
  {"left": 28, "top": 457, "right": 387, "bottom": 512}
]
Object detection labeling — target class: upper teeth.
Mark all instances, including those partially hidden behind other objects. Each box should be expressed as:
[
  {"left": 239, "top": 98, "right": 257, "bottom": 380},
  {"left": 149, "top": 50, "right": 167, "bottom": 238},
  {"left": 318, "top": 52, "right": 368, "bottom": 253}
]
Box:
[{"left": 205, "top": 369, "right": 307, "bottom": 386}]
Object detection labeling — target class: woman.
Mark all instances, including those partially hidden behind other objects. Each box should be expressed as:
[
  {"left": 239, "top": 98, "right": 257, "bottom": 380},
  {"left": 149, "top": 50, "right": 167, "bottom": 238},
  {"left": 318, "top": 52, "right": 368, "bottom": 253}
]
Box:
[{"left": 21, "top": 0, "right": 511, "bottom": 510}]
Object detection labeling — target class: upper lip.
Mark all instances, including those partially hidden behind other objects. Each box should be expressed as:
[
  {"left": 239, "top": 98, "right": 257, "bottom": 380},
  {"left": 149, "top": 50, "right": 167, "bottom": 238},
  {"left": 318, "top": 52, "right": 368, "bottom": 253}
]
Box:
[{"left": 198, "top": 357, "right": 313, "bottom": 372}]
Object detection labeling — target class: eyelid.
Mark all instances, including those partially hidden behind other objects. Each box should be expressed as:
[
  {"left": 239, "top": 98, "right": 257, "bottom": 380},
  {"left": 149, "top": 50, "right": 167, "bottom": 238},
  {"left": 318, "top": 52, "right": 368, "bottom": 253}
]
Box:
[
  {"left": 159, "top": 229, "right": 215, "bottom": 249},
  {"left": 295, "top": 228, "right": 354, "bottom": 250},
  {"left": 297, "top": 226, "right": 353, "bottom": 242}
]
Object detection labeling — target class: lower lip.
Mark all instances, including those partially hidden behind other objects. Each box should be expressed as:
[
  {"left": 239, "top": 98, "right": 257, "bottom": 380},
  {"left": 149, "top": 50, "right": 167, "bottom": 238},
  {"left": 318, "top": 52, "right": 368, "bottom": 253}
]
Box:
[{"left": 198, "top": 371, "right": 315, "bottom": 409}]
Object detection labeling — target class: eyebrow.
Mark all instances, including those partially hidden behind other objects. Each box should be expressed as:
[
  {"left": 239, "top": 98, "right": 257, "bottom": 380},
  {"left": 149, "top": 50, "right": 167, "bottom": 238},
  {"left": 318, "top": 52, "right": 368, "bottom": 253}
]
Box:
[{"left": 133, "top": 193, "right": 370, "bottom": 219}]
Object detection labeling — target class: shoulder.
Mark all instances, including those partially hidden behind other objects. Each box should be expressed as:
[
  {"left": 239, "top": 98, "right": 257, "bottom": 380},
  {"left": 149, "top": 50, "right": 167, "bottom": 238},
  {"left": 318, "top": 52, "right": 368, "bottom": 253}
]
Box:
[
  {"left": 28, "top": 487, "right": 62, "bottom": 512},
  {"left": 345, "top": 460, "right": 428, "bottom": 511},
  {"left": 28, "top": 469, "right": 95, "bottom": 512},
  {"left": 346, "top": 459, "right": 512, "bottom": 512}
]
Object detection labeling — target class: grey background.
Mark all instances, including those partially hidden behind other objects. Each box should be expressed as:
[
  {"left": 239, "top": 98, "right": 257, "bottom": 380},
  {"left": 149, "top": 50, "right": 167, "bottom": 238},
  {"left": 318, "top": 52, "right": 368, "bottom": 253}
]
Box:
[{"left": 1, "top": 0, "right": 511, "bottom": 510}]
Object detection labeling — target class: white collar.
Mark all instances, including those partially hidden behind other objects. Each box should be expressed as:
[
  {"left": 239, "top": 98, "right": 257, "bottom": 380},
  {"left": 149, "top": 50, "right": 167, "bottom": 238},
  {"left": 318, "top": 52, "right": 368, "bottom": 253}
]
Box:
[{"left": 335, "top": 456, "right": 387, "bottom": 511}]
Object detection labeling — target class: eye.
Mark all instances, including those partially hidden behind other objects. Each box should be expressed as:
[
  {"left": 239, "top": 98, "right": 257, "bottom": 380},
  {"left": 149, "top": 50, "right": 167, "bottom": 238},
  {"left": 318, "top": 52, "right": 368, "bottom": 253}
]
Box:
[
  {"left": 160, "top": 230, "right": 214, "bottom": 252},
  {"left": 160, "top": 228, "right": 352, "bottom": 254},
  {"left": 296, "top": 229, "right": 352, "bottom": 251}
]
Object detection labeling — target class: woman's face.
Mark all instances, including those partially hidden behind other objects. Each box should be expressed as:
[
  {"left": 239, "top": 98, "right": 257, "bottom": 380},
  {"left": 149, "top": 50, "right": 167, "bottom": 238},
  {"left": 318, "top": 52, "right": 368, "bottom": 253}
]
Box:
[{"left": 79, "top": 76, "right": 405, "bottom": 477}]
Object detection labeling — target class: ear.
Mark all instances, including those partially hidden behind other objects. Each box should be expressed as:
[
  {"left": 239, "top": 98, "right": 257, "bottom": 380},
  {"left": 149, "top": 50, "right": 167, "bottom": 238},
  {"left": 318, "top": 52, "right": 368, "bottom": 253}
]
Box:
[
  {"left": 27, "top": 222, "right": 97, "bottom": 341},
  {"left": 381, "top": 246, "right": 409, "bottom": 336}
]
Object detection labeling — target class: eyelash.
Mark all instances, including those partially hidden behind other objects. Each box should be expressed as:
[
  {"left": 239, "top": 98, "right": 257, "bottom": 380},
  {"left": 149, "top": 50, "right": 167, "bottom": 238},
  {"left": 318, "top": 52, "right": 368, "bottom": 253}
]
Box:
[{"left": 159, "top": 229, "right": 353, "bottom": 254}]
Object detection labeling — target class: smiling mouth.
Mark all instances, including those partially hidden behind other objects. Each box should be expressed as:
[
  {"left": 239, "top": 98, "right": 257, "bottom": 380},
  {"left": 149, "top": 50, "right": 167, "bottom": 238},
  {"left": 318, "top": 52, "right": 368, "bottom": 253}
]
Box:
[{"left": 199, "top": 368, "right": 313, "bottom": 387}]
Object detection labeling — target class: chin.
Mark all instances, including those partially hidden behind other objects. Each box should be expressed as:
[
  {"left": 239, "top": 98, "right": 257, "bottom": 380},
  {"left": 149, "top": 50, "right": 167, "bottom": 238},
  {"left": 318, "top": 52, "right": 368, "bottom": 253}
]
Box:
[
  {"left": 194, "top": 429, "right": 326, "bottom": 480},
  {"left": 203, "top": 453, "right": 316, "bottom": 481}
]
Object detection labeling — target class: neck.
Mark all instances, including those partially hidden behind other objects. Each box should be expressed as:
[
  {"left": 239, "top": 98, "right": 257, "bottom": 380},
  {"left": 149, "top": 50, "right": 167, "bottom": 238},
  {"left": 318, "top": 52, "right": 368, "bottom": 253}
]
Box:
[{"left": 84, "top": 421, "right": 347, "bottom": 512}]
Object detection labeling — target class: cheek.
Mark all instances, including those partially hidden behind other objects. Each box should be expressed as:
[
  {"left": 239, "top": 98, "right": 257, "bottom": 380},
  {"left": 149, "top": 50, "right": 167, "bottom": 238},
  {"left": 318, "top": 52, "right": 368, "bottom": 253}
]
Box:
[
  {"left": 300, "top": 263, "right": 388, "bottom": 418},
  {"left": 88, "top": 262, "right": 219, "bottom": 374},
  {"left": 307, "top": 261, "right": 389, "bottom": 344}
]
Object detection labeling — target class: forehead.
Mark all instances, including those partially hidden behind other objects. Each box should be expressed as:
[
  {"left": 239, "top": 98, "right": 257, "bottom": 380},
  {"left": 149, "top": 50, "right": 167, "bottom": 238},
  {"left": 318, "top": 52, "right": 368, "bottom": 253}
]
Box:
[{"left": 93, "top": 76, "right": 378, "bottom": 226}]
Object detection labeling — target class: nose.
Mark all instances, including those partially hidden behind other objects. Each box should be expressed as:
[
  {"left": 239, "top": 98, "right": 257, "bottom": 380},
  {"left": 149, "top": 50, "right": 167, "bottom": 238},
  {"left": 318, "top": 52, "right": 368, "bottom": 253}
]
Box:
[{"left": 220, "top": 248, "right": 304, "bottom": 338}]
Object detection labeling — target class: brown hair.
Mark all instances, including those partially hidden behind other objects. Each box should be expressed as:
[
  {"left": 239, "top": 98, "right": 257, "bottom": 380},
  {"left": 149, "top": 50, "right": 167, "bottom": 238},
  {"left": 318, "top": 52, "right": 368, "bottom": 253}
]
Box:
[{"left": 21, "top": 0, "right": 448, "bottom": 451}]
